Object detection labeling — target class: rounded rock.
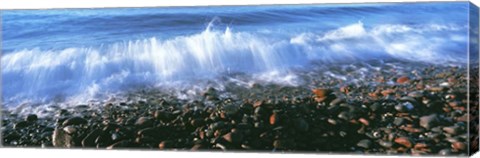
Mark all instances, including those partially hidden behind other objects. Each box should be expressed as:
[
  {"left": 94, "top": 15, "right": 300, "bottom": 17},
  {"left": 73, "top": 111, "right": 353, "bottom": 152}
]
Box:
[
  {"left": 394, "top": 137, "right": 413, "bottom": 148},
  {"left": 25, "top": 114, "right": 38, "bottom": 122},
  {"left": 357, "top": 139, "right": 372, "bottom": 149},
  {"left": 62, "top": 117, "right": 88, "bottom": 126}
]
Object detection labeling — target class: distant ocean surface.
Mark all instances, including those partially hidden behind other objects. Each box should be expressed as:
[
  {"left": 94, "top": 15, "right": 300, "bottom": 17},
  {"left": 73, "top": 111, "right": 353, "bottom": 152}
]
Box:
[{"left": 1, "top": 2, "right": 471, "bottom": 106}]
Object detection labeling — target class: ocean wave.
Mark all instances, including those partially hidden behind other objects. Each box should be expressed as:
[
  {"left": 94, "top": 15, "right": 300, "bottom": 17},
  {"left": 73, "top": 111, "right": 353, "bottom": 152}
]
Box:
[{"left": 1, "top": 20, "right": 467, "bottom": 106}]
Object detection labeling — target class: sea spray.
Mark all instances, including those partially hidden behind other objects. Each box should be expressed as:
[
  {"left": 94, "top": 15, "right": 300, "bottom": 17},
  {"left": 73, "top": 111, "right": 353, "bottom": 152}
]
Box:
[{"left": 2, "top": 3, "right": 469, "bottom": 108}]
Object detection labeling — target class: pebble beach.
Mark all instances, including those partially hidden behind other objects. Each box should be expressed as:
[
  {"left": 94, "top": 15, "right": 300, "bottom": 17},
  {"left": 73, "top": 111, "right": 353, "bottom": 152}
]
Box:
[{"left": 2, "top": 59, "right": 476, "bottom": 156}]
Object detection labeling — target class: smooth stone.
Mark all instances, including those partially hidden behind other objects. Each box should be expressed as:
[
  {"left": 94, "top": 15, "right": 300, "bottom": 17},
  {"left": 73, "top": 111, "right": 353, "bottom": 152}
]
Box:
[
  {"left": 400, "top": 96, "right": 417, "bottom": 103},
  {"left": 419, "top": 114, "right": 438, "bottom": 130},
  {"left": 369, "top": 103, "right": 381, "bottom": 112},
  {"left": 222, "top": 131, "right": 244, "bottom": 144},
  {"left": 443, "top": 126, "right": 460, "bottom": 135},
  {"left": 106, "top": 140, "right": 134, "bottom": 149},
  {"left": 273, "top": 139, "right": 288, "bottom": 149},
  {"left": 52, "top": 128, "right": 74, "bottom": 147},
  {"left": 452, "top": 142, "right": 466, "bottom": 151},
  {"left": 25, "top": 114, "right": 38, "bottom": 122},
  {"left": 62, "top": 117, "right": 88, "bottom": 126},
  {"left": 413, "top": 143, "right": 429, "bottom": 150},
  {"left": 14, "top": 121, "right": 30, "bottom": 129},
  {"left": 358, "top": 118, "right": 369, "bottom": 126},
  {"left": 209, "top": 121, "right": 225, "bottom": 131},
  {"left": 394, "top": 137, "right": 413, "bottom": 148},
  {"left": 337, "top": 111, "right": 350, "bottom": 121},
  {"left": 378, "top": 140, "right": 393, "bottom": 148},
  {"left": 269, "top": 113, "right": 280, "bottom": 125},
  {"left": 445, "top": 137, "right": 459, "bottom": 143},
  {"left": 408, "top": 91, "right": 424, "bottom": 98},
  {"left": 158, "top": 140, "right": 174, "bottom": 149},
  {"left": 438, "top": 149, "right": 452, "bottom": 155},
  {"left": 394, "top": 103, "right": 412, "bottom": 112},
  {"left": 82, "top": 129, "right": 102, "bottom": 147},
  {"left": 191, "top": 144, "right": 206, "bottom": 151},
  {"left": 134, "top": 117, "right": 153, "bottom": 128},
  {"left": 190, "top": 118, "right": 205, "bottom": 127},
  {"left": 357, "top": 139, "right": 372, "bottom": 149},
  {"left": 396, "top": 76, "right": 410, "bottom": 84},
  {"left": 62, "top": 126, "right": 77, "bottom": 135},
  {"left": 431, "top": 126, "right": 443, "bottom": 133},
  {"left": 293, "top": 118, "right": 309, "bottom": 132},
  {"left": 329, "top": 98, "right": 344, "bottom": 106},
  {"left": 312, "top": 88, "right": 332, "bottom": 98},
  {"left": 393, "top": 117, "right": 405, "bottom": 126},
  {"left": 327, "top": 118, "right": 338, "bottom": 125}
]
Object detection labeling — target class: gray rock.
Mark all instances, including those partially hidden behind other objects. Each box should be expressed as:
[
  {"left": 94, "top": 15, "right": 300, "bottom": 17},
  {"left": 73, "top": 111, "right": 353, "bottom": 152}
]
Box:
[
  {"left": 52, "top": 128, "right": 74, "bottom": 147},
  {"left": 443, "top": 126, "right": 460, "bottom": 135},
  {"left": 62, "top": 126, "right": 77, "bottom": 135},
  {"left": 134, "top": 117, "right": 153, "bottom": 128},
  {"left": 337, "top": 111, "right": 351, "bottom": 121},
  {"left": 408, "top": 91, "right": 424, "bottom": 98},
  {"left": 393, "top": 117, "right": 405, "bottom": 126},
  {"left": 419, "top": 114, "right": 438, "bottom": 130},
  {"left": 357, "top": 139, "right": 372, "bottom": 149},
  {"left": 378, "top": 140, "right": 393, "bottom": 148},
  {"left": 438, "top": 148, "right": 452, "bottom": 155}
]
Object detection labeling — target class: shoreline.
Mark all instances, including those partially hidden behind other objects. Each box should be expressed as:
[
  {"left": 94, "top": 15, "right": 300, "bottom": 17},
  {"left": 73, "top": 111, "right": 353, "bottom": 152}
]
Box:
[{"left": 1, "top": 61, "right": 474, "bottom": 156}]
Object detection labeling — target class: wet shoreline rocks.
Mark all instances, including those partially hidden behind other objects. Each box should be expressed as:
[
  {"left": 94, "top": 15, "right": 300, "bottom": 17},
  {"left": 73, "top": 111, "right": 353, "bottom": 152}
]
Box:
[{"left": 1, "top": 60, "right": 475, "bottom": 156}]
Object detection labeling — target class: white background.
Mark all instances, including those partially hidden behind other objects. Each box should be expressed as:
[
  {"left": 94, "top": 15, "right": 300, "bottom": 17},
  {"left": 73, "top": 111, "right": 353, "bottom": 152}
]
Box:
[{"left": 1, "top": 0, "right": 479, "bottom": 158}]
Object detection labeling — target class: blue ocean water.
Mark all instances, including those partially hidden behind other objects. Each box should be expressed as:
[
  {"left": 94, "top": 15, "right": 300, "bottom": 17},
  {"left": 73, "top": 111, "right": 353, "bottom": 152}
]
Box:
[{"left": 1, "top": 2, "right": 471, "bottom": 106}]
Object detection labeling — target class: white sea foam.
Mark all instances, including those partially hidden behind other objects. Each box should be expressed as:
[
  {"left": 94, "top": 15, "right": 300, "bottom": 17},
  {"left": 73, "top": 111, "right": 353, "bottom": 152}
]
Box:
[{"left": 1, "top": 21, "right": 468, "bottom": 110}]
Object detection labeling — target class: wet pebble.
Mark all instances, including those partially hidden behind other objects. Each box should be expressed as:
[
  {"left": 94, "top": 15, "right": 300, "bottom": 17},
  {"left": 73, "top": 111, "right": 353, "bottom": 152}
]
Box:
[
  {"left": 357, "top": 139, "right": 372, "bottom": 149},
  {"left": 25, "top": 114, "right": 38, "bottom": 122},
  {"left": 394, "top": 137, "right": 413, "bottom": 148},
  {"left": 419, "top": 114, "right": 438, "bottom": 130},
  {"left": 62, "top": 117, "right": 88, "bottom": 126}
]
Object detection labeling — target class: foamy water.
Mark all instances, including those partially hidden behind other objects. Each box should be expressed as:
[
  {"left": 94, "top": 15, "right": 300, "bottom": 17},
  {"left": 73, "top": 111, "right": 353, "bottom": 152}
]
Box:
[{"left": 1, "top": 2, "right": 471, "bottom": 108}]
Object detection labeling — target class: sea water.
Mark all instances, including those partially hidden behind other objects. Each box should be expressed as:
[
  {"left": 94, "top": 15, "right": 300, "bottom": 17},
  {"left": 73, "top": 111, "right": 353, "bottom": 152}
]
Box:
[{"left": 1, "top": 2, "right": 471, "bottom": 107}]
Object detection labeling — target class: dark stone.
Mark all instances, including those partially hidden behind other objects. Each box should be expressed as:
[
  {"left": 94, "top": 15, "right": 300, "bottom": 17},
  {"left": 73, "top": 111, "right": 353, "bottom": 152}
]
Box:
[
  {"left": 159, "top": 140, "right": 174, "bottom": 149},
  {"left": 293, "top": 118, "right": 309, "bottom": 132},
  {"left": 25, "top": 114, "right": 38, "bottom": 122},
  {"left": 369, "top": 103, "right": 381, "bottom": 112},
  {"left": 62, "top": 117, "right": 88, "bottom": 126},
  {"left": 82, "top": 129, "right": 102, "bottom": 147},
  {"left": 190, "top": 118, "right": 205, "bottom": 127},
  {"left": 273, "top": 139, "right": 288, "bottom": 149},
  {"left": 137, "top": 127, "right": 159, "bottom": 138},
  {"left": 107, "top": 140, "right": 135, "bottom": 149},
  {"left": 14, "top": 121, "right": 30, "bottom": 129},
  {"left": 222, "top": 130, "right": 244, "bottom": 144}
]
